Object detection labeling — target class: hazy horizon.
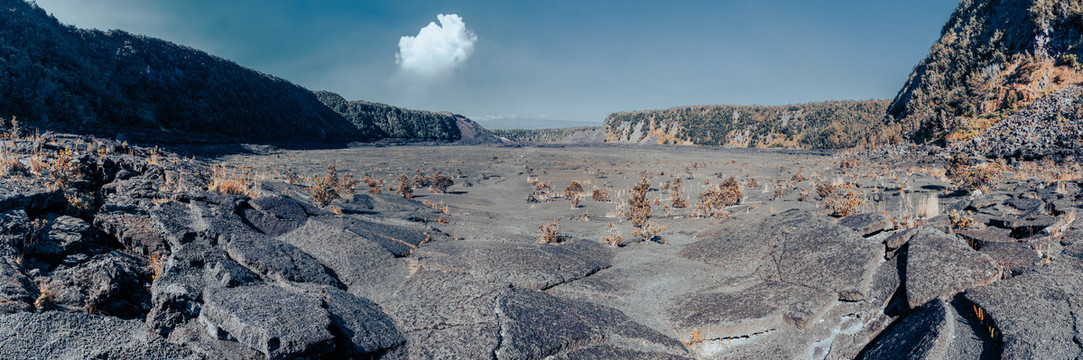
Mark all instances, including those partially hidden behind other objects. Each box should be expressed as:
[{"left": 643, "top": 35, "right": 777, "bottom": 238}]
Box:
[{"left": 34, "top": 0, "right": 959, "bottom": 129}]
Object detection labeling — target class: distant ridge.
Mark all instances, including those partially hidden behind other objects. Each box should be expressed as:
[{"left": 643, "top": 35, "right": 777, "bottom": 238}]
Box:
[{"left": 602, "top": 100, "right": 889, "bottom": 149}]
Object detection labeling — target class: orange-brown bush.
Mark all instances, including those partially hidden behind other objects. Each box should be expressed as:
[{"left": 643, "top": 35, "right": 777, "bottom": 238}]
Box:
[
  {"left": 670, "top": 178, "right": 689, "bottom": 208},
  {"left": 538, "top": 222, "right": 564, "bottom": 244},
  {"left": 601, "top": 223, "right": 623, "bottom": 247},
  {"left": 430, "top": 171, "right": 454, "bottom": 193},
  {"left": 632, "top": 222, "right": 666, "bottom": 243},
  {"left": 626, "top": 178, "right": 652, "bottom": 228},
  {"left": 947, "top": 154, "right": 1003, "bottom": 193},
  {"left": 692, "top": 176, "right": 741, "bottom": 218},
  {"left": 305, "top": 165, "right": 357, "bottom": 207},
  {"left": 592, "top": 189, "right": 609, "bottom": 202},
  {"left": 364, "top": 178, "right": 382, "bottom": 194},
  {"left": 821, "top": 183, "right": 865, "bottom": 217},
  {"left": 396, "top": 174, "right": 413, "bottom": 199},
  {"left": 564, "top": 181, "right": 584, "bottom": 199}
]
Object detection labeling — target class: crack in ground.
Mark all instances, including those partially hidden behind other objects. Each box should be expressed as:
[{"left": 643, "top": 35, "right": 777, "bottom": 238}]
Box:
[{"left": 539, "top": 264, "right": 612, "bottom": 291}]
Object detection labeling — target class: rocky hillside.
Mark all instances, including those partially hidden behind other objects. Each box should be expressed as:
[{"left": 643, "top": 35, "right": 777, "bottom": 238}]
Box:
[
  {"left": 491, "top": 126, "right": 604, "bottom": 144},
  {"left": 886, "top": 0, "right": 1083, "bottom": 144},
  {"left": 315, "top": 91, "right": 464, "bottom": 142},
  {"left": 0, "top": 0, "right": 367, "bottom": 141},
  {"left": 955, "top": 85, "right": 1083, "bottom": 159},
  {"left": 604, "top": 100, "right": 889, "bottom": 149}
]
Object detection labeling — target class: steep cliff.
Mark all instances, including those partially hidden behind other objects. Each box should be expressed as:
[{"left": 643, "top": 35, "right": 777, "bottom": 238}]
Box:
[{"left": 886, "top": 0, "right": 1083, "bottom": 144}]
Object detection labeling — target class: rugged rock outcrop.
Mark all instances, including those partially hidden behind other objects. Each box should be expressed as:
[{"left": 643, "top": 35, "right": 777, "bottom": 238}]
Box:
[{"left": 887, "top": 0, "right": 1083, "bottom": 143}]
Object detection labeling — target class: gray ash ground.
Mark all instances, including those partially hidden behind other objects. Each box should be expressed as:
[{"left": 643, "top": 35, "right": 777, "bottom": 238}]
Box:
[{"left": 1, "top": 132, "right": 1081, "bottom": 359}]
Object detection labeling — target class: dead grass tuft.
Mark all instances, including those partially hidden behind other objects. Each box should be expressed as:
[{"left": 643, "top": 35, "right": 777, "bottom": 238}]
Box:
[{"left": 208, "top": 164, "right": 260, "bottom": 197}]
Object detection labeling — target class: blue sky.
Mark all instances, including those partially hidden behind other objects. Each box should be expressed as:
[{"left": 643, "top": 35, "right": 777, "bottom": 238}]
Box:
[{"left": 34, "top": 0, "right": 960, "bottom": 129}]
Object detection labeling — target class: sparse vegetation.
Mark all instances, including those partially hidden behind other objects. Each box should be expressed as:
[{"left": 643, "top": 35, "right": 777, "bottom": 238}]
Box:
[
  {"left": 492, "top": 126, "right": 602, "bottom": 143},
  {"left": 947, "top": 154, "right": 1003, "bottom": 193},
  {"left": 602, "top": 223, "right": 624, "bottom": 247},
  {"left": 564, "top": 181, "right": 584, "bottom": 199},
  {"left": 820, "top": 183, "right": 866, "bottom": 217},
  {"left": 692, "top": 176, "right": 741, "bottom": 218},
  {"left": 592, "top": 188, "right": 610, "bottom": 202},
  {"left": 538, "top": 222, "right": 564, "bottom": 244},
  {"left": 430, "top": 171, "right": 454, "bottom": 193},
  {"left": 208, "top": 164, "right": 259, "bottom": 197},
  {"left": 605, "top": 100, "right": 890, "bottom": 149},
  {"left": 307, "top": 165, "right": 356, "bottom": 207},
  {"left": 949, "top": 210, "right": 975, "bottom": 229},
  {"left": 396, "top": 174, "right": 413, "bottom": 199},
  {"left": 626, "top": 178, "right": 652, "bottom": 228}
]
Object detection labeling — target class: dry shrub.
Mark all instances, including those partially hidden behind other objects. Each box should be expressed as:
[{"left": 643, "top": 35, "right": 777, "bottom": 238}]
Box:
[
  {"left": 632, "top": 222, "right": 666, "bottom": 243},
  {"left": 838, "top": 157, "right": 860, "bottom": 169},
  {"left": 538, "top": 222, "right": 564, "bottom": 244},
  {"left": 527, "top": 181, "right": 553, "bottom": 203},
  {"left": 306, "top": 165, "right": 358, "bottom": 207},
  {"left": 309, "top": 173, "right": 339, "bottom": 207},
  {"left": 745, "top": 177, "right": 760, "bottom": 188},
  {"left": 48, "top": 148, "right": 81, "bottom": 190},
  {"left": 564, "top": 181, "right": 584, "bottom": 199},
  {"left": 821, "top": 183, "right": 866, "bottom": 217},
  {"left": 396, "top": 174, "right": 413, "bottom": 199},
  {"left": 693, "top": 176, "right": 741, "bottom": 218},
  {"left": 413, "top": 170, "right": 430, "bottom": 189},
  {"left": 670, "top": 178, "right": 689, "bottom": 208},
  {"left": 816, "top": 183, "right": 835, "bottom": 199},
  {"left": 626, "top": 178, "right": 652, "bottom": 228},
  {"left": 949, "top": 210, "right": 975, "bottom": 229},
  {"left": 430, "top": 171, "right": 454, "bottom": 193},
  {"left": 592, "top": 188, "right": 609, "bottom": 202},
  {"left": 602, "top": 223, "right": 623, "bottom": 247},
  {"left": 208, "top": 164, "right": 259, "bottom": 197},
  {"left": 0, "top": 148, "right": 23, "bottom": 177},
  {"left": 791, "top": 172, "right": 806, "bottom": 182},
  {"left": 947, "top": 154, "right": 1003, "bottom": 193},
  {"left": 364, "top": 178, "right": 382, "bottom": 194}
]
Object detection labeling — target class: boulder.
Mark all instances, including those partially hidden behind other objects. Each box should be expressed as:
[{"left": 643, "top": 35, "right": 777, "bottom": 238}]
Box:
[
  {"left": 955, "top": 227, "right": 1014, "bottom": 249},
  {"left": 839, "top": 212, "right": 893, "bottom": 237},
  {"left": 241, "top": 196, "right": 308, "bottom": 236},
  {"left": 200, "top": 284, "right": 335, "bottom": 359},
  {"left": 149, "top": 202, "right": 205, "bottom": 249},
  {"left": 40, "top": 251, "right": 152, "bottom": 318},
  {"left": 965, "top": 259, "right": 1083, "bottom": 359},
  {"left": 905, "top": 228, "right": 1000, "bottom": 308},
  {"left": 224, "top": 231, "right": 343, "bottom": 288},
  {"left": 278, "top": 219, "right": 405, "bottom": 299},
  {"left": 0, "top": 312, "right": 197, "bottom": 359},
  {"left": 682, "top": 212, "right": 882, "bottom": 300},
  {"left": 296, "top": 285, "right": 406, "bottom": 356},
  {"left": 0, "top": 244, "right": 35, "bottom": 314},
  {"left": 42, "top": 215, "right": 92, "bottom": 252},
  {"left": 0, "top": 181, "right": 64, "bottom": 212},
  {"left": 858, "top": 299, "right": 954, "bottom": 360},
  {"left": 417, "top": 239, "right": 613, "bottom": 290},
  {"left": 94, "top": 212, "right": 167, "bottom": 256},
  {"left": 978, "top": 242, "right": 1041, "bottom": 273},
  {"left": 315, "top": 216, "right": 434, "bottom": 256},
  {"left": 204, "top": 259, "right": 260, "bottom": 288},
  {"left": 668, "top": 281, "right": 836, "bottom": 339}
]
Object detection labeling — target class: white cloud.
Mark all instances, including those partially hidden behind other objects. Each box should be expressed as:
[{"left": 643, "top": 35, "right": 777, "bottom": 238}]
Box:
[{"left": 396, "top": 14, "right": 477, "bottom": 77}]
